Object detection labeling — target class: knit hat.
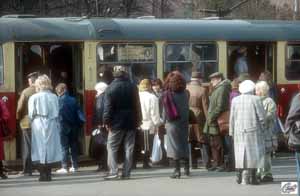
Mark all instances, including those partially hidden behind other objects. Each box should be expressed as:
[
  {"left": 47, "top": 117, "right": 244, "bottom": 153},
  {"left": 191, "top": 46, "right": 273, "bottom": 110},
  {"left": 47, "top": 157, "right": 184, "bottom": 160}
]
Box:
[
  {"left": 239, "top": 80, "right": 255, "bottom": 94},
  {"left": 139, "top": 79, "right": 152, "bottom": 92}
]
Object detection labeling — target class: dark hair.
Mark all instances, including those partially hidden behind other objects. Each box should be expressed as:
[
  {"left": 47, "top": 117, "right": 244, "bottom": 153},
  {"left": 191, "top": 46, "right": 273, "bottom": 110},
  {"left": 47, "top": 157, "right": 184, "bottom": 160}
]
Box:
[
  {"left": 164, "top": 71, "right": 186, "bottom": 92},
  {"left": 152, "top": 78, "right": 163, "bottom": 88}
]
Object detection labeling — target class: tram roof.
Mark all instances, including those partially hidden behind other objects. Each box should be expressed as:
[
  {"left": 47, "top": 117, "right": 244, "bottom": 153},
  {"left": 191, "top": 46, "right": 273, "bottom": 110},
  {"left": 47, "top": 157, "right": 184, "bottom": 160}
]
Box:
[{"left": 1, "top": 17, "right": 300, "bottom": 43}]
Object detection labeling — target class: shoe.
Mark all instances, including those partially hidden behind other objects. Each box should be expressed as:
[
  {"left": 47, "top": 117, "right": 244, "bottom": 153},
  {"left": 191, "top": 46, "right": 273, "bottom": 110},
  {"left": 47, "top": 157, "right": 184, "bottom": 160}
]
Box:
[
  {"left": 69, "top": 167, "right": 78, "bottom": 173},
  {"left": 120, "top": 175, "right": 130, "bottom": 180},
  {"left": 104, "top": 174, "right": 119, "bottom": 180},
  {"left": 170, "top": 170, "right": 181, "bottom": 179},
  {"left": 261, "top": 175, "right": 273, "bottom": 182},
  {"left": 142, "top": 163, "right": 151, "bottom": 169},
  {"left": 0, "top": 173, "right": 7, "bottom": 179},
  {"left": 56, "top": 168, "right": 68, "bottom": 174},
  {"left": 215, "top": 166, "right": 225, "bottom": 172},
  {"left": 236, "top": 171, "right": 242, "bottom": 184},
  {"left": 184, "top": 159, "right": 190, "bottom": 176},
  {"left": 207, "top": 167, "right": 217, "bottom": 171}
]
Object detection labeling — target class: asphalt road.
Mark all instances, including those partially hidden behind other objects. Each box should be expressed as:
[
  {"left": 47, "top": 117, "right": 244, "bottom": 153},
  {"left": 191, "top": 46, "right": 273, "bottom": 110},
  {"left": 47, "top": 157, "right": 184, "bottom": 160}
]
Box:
[{"left": 0, "top": 156, "right": 298, "bottom": 196}]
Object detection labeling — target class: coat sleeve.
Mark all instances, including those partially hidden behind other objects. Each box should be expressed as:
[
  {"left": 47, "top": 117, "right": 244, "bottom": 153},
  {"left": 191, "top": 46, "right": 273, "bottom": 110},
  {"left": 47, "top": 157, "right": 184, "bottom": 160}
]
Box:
[
  {"left": 202, "top": 89, "right": 209, "bottom": 119},
  {"left": 229, "top": 100, "right": 235, "bottom": 136},
  {"left": 265, "top": 98, "right": 276, "bottom": 125},
  {"left": 103, "top": 88, "right": 113, "bottom": 126},
  {"left": 207, "top": 86, "right": 229, "bottom": 125},
  {"left": 133, "top": 86, "right": 142, "bottom": 128},
  {"left": 150, "top": 96, "right": 162, "bottom": 127},
  {"left": 16, "top": 91, "right": 26, "bottom": 120},
  {"left": 28, "top": 96, "right": 35, "bottom": 120},
  {"left": 254, "top": 98, "right": 266, "bottom": 131}
]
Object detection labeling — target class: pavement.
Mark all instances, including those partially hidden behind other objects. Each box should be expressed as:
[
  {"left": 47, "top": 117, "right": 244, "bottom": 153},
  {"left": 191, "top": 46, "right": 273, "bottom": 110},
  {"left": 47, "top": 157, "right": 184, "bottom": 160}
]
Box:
[{"left": 0, "top": 155, "right": 298, "bottom": 196}]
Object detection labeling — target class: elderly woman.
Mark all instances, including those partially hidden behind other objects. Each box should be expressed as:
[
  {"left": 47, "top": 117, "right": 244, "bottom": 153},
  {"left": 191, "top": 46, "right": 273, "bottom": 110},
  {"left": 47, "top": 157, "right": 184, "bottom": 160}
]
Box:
[
  {"left": 91, "top": 82, "right": 108, "bottom": 171},
  {"left": 28, "top": 75, "right": 61, "bottom": 181},
  {"left": 229, "top": 80, "right": 266, "bottom": 185},
  {"left": 163, "top": 71, "right": 189, "bottom": 178},
  {"left": 255, "top": 81, "right": 277, "bottom": 182}
]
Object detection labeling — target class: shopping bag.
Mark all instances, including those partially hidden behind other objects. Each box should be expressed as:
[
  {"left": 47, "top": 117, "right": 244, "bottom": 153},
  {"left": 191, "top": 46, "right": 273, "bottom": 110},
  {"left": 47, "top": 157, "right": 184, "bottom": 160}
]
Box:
[
  {"left": 150, "top": 133, "right": 162, "bottom": 163},
  {"left": 89, "top": 128, "right": 107, "bottom": 159}
]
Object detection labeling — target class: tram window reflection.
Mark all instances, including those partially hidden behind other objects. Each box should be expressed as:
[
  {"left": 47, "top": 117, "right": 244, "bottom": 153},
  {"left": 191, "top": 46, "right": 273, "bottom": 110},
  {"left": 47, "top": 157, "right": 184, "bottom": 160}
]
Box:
[
  {"left": 0, "top": 45, "right": 3, "bottom": 85},
  {"left": 164, "top": 43, "right": 218, "bottom": 82},
  {"left": 286, "top": 45, "right": 300, "bottom": 80},
  {"left": 96, "top": 43, "right": 157, "bottom": 85}
]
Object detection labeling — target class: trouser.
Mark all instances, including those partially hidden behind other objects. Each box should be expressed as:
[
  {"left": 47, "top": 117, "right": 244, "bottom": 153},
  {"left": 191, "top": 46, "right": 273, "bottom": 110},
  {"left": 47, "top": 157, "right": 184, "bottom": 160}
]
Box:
[
  {"left": 202, "top": 134, "right": 223, "bottom": 168},
  {"left": 190, "top": 141, "right": 200, "bottom": 168},
  {"left": 223, "top": 135, "right": 235, "bottom": 170},
  {"left": 0, "top": 161, "right": 4, "bottom": 175},
  {"left": 22, "top": 128, "right": 32, "bottom": 174},
  {"left": 201, "top": 143, "right": 211, "bottom": 168},
  {"left": 257, "top": 152, "right": 272, "bottom": 179},
  {"left": 296, "top": 152, "right": 300, "bottom": 196},
  {"left": 60, "top": 124, "right": 79, "bottom": 169},
  {"left": 107, "top": 129, "right": 136, "bottom": 177}
]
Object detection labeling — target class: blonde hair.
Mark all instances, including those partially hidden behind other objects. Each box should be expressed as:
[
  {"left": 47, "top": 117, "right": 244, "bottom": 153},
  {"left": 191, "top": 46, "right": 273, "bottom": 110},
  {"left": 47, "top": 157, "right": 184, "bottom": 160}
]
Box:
[
  {"left": 255, "top": 81, "right": 269, "bottom": 96},
  {"left": 35, "top": 74, "right": 53, "bottom": 92}
]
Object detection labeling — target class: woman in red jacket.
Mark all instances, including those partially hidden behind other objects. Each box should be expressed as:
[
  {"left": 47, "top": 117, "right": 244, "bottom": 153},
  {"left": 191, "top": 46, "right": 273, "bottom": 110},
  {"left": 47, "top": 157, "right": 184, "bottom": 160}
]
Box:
[{"left": 0, "top": 99, "right": 10, "bottom": 179}]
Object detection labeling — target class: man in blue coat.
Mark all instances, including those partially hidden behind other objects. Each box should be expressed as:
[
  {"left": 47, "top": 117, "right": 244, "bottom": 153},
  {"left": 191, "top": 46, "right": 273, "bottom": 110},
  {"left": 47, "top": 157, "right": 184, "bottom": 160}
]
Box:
[{"left": 55, "top": 83, "right": 84, "bottom": 174}]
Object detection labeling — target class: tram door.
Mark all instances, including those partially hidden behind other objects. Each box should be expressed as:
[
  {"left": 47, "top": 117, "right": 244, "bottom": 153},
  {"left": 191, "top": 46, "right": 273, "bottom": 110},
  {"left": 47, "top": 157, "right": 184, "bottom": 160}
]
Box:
[
  {"left": 227, "top": 42, "right": 276, "bottom": 81},
  {"left": 15, "top": 42, "right": 84, "bottom": 158}
]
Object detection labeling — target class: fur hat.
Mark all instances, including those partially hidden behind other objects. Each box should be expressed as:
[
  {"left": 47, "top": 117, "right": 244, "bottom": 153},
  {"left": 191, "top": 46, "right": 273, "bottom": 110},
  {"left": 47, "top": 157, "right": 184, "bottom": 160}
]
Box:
[
  {"left": 94, "top": 82, "right": 108, "bottom": 96},
  {"left": 239, "top": 80, "right": 255, "bottom": 94}
]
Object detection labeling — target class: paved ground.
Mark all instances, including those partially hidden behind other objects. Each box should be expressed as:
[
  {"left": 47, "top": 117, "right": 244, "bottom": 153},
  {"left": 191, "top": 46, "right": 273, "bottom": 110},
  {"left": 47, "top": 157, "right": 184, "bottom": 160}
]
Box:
[{"left": 0, "top": 156, "right": 298, "bottom": 196}]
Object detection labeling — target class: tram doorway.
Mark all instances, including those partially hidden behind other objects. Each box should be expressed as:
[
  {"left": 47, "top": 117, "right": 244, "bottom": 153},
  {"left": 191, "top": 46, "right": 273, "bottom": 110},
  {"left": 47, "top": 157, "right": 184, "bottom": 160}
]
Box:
[
  {"left": 227, "top": 42, "right": 276, "bottom": 81},
  {"left": 15, "top": 42, "right": 84, "bottom": 159}
]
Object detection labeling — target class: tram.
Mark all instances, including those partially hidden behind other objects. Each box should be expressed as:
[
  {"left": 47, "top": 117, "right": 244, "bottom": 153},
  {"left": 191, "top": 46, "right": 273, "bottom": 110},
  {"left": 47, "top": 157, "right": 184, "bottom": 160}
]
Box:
[{"left": 0, "top": 16, "right": 299, "bottom": 162}]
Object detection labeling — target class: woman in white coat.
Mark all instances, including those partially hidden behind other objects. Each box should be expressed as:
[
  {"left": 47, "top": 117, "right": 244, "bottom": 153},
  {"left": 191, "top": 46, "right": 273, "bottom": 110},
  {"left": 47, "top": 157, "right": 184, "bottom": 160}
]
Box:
[
  {"left": 229, "top": 80, "right": 266, "bottom": 185},
  {"left": 138, "top": 79, "right": 161, "bottom": 168},
  {"left": 28, "top": 75, "right": 61, "bottom": 181}
]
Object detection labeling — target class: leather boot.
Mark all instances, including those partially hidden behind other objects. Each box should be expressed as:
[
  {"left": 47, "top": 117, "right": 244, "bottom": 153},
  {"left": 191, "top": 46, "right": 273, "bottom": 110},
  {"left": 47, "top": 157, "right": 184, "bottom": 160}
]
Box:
[
  {"left": 46, "top": 164, "right": 52, "bottom": 181},
  {"left": 236, "top": 169, "right": 242, "bottom": 184},
  {"left": 0, "top": 161, "right": 7, "bottom": 179},
  {"left": 249, "top": 169, "right": 260, "bottom": 185},
  {"left": 184, "top": 159, "right": 190, "bottom": 176},
  {"left": 170, "top": 160, "right": 181, "bottom": 179},
  {"left": 39, "top": 164, "right": 47, "bottom": 182}
]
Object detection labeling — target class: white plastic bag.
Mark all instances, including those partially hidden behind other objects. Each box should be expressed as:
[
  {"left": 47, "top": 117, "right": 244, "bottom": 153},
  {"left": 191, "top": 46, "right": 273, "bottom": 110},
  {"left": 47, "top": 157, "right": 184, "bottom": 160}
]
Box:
[{"left": 150, "top": 133, "right": 162, "bottom": 163}]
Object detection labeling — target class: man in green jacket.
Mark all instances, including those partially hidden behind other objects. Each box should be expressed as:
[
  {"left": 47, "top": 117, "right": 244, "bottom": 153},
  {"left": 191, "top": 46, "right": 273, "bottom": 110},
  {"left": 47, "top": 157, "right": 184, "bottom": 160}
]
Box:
[{"left": 203, "top": 72, "right": 231, "bottom": 171}]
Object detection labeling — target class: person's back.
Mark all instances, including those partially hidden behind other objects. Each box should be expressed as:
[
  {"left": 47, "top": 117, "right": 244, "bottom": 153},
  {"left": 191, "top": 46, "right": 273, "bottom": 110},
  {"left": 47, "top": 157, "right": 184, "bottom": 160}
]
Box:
[
  {"left": 186, "top": 80, "right": 208, "bottom": 121},
  {"left": 104, "top": 76, "right": 140, "bottom": 130},
  {"left": 29, "top": 90, "right": 59, "bottom": 120},
  {"left": 231, "top": 94, "right": 264, "bottom": 131},
  {"left": 59, "top": 93, "right": 80, "bottom": 127}
]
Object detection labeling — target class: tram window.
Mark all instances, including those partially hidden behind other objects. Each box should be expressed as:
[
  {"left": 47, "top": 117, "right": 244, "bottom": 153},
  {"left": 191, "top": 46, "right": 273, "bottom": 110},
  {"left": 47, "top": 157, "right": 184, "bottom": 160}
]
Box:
[
  {"left": 0, "top": 46, "right": 3, "bottom": 84},
  {"left": 164, "top": 43, "right": 218, "bottom": 82},
  {"left": 286, "top": 45, "right": 300, "bottom": 80},
  {"left": 97, "top": 43, "right": 156, "bottom": 84}
]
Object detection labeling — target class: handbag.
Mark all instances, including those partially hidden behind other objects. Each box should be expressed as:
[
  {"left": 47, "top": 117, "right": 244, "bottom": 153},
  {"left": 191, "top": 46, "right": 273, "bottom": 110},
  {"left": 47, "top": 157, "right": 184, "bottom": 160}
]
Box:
[
  {"left": 288, "top": 121, "right": 300, "bottom": 150},
  {"left": 217, "top": 111, "right": 230, "bottom": 136},
  {"left": 163, "top": 91, "right": 180, "bottom": 121},
  {"left": 88, "top": 127, "right": 107, "bottom": 158},
  {"left": 0, "top": 118, "right": 10, "bottom": 137}
]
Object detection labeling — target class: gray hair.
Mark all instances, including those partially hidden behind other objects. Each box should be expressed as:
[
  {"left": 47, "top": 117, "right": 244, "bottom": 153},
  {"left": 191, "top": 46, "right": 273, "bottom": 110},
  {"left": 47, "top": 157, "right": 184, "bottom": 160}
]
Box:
[{"left": 255, "top": 81, "right": 269, "bottom": 96}]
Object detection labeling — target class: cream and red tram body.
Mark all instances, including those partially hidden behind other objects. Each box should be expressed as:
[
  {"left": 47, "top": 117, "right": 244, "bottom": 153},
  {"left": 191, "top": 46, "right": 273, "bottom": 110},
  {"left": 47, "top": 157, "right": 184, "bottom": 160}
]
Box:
[{"left": 0, "top": 16, "right": 299, "bottom": 161}]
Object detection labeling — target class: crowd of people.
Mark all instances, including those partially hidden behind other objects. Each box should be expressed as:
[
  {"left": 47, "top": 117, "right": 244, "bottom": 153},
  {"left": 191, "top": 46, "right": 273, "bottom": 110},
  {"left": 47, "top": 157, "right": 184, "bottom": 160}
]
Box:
[{"left": 0, "top": 65, "right": 299, "bottom": 189}]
